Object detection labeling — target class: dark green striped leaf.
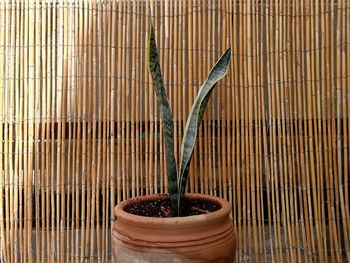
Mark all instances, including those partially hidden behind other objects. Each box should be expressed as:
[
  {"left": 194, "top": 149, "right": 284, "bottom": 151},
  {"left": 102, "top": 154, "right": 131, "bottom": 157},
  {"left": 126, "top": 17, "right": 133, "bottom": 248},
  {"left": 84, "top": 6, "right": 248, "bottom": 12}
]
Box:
[
  {"left": 147, "top": 22, "right": 178, "bottom": 212},
  {"left": 177, "top": 48, "right": 231, "bottom": 214}
]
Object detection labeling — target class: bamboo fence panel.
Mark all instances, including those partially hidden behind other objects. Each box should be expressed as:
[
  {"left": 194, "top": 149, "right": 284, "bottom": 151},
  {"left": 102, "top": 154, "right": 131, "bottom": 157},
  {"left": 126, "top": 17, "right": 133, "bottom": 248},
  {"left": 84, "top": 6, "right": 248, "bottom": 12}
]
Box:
[{"left": 0, "top": 0, "right": 349, "bottom": 262}]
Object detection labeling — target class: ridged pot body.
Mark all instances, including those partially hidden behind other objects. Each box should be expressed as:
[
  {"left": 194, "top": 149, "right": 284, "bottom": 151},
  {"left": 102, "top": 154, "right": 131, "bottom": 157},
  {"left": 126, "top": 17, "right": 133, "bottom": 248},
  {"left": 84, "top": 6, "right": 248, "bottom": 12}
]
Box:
[{"left": 112, "top": 193, "right": 236, "bottom": 263}]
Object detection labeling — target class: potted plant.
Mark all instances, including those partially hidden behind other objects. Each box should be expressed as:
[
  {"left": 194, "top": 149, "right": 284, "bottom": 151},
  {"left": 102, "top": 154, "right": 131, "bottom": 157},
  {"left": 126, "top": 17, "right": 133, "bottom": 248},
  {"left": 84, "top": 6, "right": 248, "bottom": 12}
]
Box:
[{"left": 112, "top": 22, "right": 236, "bottom": 263}]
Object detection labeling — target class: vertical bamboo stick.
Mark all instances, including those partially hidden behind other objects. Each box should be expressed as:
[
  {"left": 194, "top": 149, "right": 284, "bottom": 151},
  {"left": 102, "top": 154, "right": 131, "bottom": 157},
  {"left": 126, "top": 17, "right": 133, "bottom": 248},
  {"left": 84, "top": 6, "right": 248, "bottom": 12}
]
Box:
[
  {"left": 252, "top": 1, "right": 260, "bottom": 257},
  {"left": 247, "top": 0, "right": 258, "bottom": 258},
  {"left": 34, "top": 0, "right": 41, "bottom": 260},
  {"left": 245, "top": 0, "right": 251, "bottom": 256},
  {"left": 153, "top": 0, "right": 159, "bottom": 195},
  {"left": 286, "top": 2, "right": 298, "bottom": 262},
  {"left": 56, "top": 0, "right": 66, "bottom": 260},
  {"left": 274, "top": 1, "right": 284, "bottom": 260},
  {"left": 74, "top": 0, "right": 84, "bottom": 259},
  {"left": 261, "top": 1, "right": 273, "bottom": 260},
  {"left": 48, "top": 0, "right": 57, "bottom": 260},
  {"left": 33, "top": 1, "right": 39, "bottom": 260},
  {"left": 332, "top": 1, "right": 342, "bottom": 259},
  {"left": 85, "top": 0, "right": 94, "bottom": 257},
  {"left": 306, "top": 0, "right": 316, "bottom": 257},
  {"left": 159, "top": 0, "right": 165, "bottom": 193},
  {"left": 209, "top": 0, "right": 217, "bottom": 198},
  {"left": 220, "top": 0, "right": 228, "bottom": 204},
  {"left": 98, "top": 2, "right": 103, "bottom": 259},
  {"left": 234, "top": 0, "right": 242, "bottom": 257},
  {"left": 135, "top": 0, "right": 141, "bottom": 197},
  {"left": 324, "top": 0, "right": 336, "bottom": 260},
  {"left": 28, "top": 0, "right": 35, "bottom": 258},
  {"left": 106, "top": 1, "right": 112, "bottom": 259},
  {"left": 283, "top": 1, "right": 294, "bottom": 261},
  {"left": 14, "top": 1, "right": 22, "bottom": 261},
  {"left": 49, "top": 1, "right": 57, "bottom": 259},
  {"left": 140, "top": 0, "right": 146, "bottom": 197},
  {"left": 131, "top": 0, "right": 137, "bottom": 199},
  {"left": 4, "top": 1, "right": 10, "bottom": 261},
  {"left": 19, "top": 2, "right": 26, "bottom": 260},
  {"left": 101, "top": 1, "right": 111, "bottom": 260},
  {"left": 302, "top": 2, "right": 317, "bottom": 260},
  {"left": 197, "top": 0, "right": 205, "bottom": 195},
  {"left": 116, "top": 0, "right": 123, "bottom": 202},
  {"left": 162, "top": 0, "right": 171, "bottom": 193},
  {"left": 258, "top": 5, "right": 265, "bottom": 258},
  {"left": 254, "top": 2, "right": 265, "bottom": 259},
  {"left": 110, "top": 0, "right": 118, "bottom": 259},
  {"left": 0, "top": 1, "right": 5, "bottom": 260},
  {"left": 187, "top": 0, "right": 195, "bottom": 194},
  {"left": 320, "top": 1, "right": 331, "bottom": 261},
  {"left": 176, "top": 0, "right": 183, "bottom": 192},
  {"left": 216, "top": 0, "right": 223, "bottom": 200},
  {"left": 89, "top": 0, "right": 98, "bottom": 258},
  {"left": 195, "top": 0, "right": 200, "bottom": 194},
  {"left": 266, "top": 0, "right": 277, "bottom": 260},
  {"left": 95, "top": 4, "right": 103, "bottom": 259},
  {"left": 8, "top": 2, "right": 16, "bottom": 262},
  {"left": 313, "top": 1, "right": 323, "bottom": 259},
  {"left": 72, "top": 0, "right": 80, "bottom": 260},
  {"left": 250, "top": 1, "right": 260, "bottom": 259},
  {"left": 179, "top": 0, "right": 185, "bottom": 195},
  {"left": 240, "top": 0, "right": 248, "bottom": 258},
  {"left": 256, "top": 2, "right": 264, "bottom": 258},
  {"left": 124, "top": 0, "right": 131, "bottom": 199},
  {"left": 206, "top": 0, "right": 214, "bottom": 197},
  {"left": 192, "top": 0, "right": 200, "bottom": 194},
  {"left": 295, "top": 2, "right": 309, "bottom": 261},
  {"left": 147, "top": 0, "right": 151, "bottom": 195},
  {"left": 173, "top": 0, "right": 179, "bottom": 182},
  {"left": 292, "top": 1, "right": 300, "bottom": 260},
  {"left": 203, "top": 0, "right": 210, "bottom": 196},
  {"left": 4, "top": 3, "right": 9, "bottom": 261},
  {"left": 22, "top": 0, "right": 30, "bottom": 260},
  {"left": 229, "top": 0, "right": 239, "bottom": 257},
  {"left": 65, "top": 2, "right": 74, "bottom": 260},
  {"left": 332, "top": 0, "right": 342, "bottom": 258},
  {"left": 224, "top": 0, "right": 232, "bottom": 205},
  {"left": 40, "top": 0, "right": 48, "bottom": 260},
  {"left": 79, "top": 0, "right": 88, "bottom": 259},
  {"left": 55, "top": 0, "right": 62, "bottom": 260}
]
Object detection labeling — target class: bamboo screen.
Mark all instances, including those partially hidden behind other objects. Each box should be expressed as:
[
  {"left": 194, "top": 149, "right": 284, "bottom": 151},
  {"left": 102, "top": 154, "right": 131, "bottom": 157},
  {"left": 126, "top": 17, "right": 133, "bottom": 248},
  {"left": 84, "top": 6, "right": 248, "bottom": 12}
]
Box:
[{"left": 0, "top": 0, "right": 349, "bottom": 262}]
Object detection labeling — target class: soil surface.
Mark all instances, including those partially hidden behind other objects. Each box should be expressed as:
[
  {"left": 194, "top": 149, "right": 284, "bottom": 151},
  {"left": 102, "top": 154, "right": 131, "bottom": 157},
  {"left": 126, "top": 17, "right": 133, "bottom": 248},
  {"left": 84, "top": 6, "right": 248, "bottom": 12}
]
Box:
[{"left": 124, "top": 195, "right": 220, "bottom": 217}]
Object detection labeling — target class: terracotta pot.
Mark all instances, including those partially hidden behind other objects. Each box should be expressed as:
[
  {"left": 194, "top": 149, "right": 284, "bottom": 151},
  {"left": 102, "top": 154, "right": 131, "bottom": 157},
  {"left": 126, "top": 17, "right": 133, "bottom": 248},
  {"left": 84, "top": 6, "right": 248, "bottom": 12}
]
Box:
[{"left": 112, "top": 193, "right": 236, "bottom": 263}]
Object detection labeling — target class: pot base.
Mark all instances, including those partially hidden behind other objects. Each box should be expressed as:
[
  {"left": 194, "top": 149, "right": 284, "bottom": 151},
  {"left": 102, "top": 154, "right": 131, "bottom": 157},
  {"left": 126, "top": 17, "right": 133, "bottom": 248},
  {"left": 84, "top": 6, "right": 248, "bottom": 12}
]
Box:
[{"left": 112, "top": 232, "right": 236, "bottom": 263}]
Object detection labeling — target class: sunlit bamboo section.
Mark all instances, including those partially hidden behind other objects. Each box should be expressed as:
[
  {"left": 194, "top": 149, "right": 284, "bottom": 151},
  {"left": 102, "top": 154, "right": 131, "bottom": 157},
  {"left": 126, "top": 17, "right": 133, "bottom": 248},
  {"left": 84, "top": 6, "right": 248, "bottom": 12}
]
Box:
[{"left": 0, "top": 0, "right": 349, "bottom": 262}]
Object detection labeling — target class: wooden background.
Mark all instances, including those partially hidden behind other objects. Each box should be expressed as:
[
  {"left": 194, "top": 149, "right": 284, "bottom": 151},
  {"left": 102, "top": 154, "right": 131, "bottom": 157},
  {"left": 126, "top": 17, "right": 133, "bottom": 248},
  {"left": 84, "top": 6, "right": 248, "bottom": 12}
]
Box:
[{"left": 0, "top": 0, "right": 349, "bottom": 262}]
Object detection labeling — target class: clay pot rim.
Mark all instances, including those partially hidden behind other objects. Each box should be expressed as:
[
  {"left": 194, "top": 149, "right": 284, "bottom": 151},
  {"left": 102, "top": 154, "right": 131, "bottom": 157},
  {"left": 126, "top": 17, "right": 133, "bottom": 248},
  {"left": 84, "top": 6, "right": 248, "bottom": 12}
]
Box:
[{"left": 114, "top": 193, "right": 231, "bottom": 227}]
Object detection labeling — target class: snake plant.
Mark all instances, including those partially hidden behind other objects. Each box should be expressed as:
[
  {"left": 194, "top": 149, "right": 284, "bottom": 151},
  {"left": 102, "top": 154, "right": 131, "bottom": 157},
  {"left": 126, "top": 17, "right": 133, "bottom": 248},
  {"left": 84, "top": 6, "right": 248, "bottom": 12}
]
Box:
[{"left": 147, "top": 22, "right": 231, "bottom": 216}]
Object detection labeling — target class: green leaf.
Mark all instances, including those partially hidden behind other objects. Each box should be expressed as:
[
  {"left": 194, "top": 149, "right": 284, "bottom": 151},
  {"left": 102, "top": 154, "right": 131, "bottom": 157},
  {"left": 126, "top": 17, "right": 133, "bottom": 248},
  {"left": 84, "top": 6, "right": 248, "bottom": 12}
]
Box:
[
  {"left": 178, "top": 48, "right": 231, "bottom": 214},
  {"left": 147, "top": 22, "right": 178, "bottom": 212}
]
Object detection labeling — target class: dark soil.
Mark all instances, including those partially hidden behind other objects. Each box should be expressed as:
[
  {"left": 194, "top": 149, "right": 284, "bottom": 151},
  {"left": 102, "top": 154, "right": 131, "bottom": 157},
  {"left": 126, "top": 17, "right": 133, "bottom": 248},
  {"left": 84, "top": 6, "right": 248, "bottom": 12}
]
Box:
[{"left": 124, "top": 196, "right": 221, "bottom": 217}]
